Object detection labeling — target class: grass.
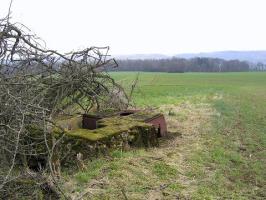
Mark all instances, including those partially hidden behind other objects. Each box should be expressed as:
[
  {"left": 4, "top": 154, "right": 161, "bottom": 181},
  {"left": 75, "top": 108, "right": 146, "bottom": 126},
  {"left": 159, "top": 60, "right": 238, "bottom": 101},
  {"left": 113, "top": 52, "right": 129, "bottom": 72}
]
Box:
[
  {"left": 189, "top": 88, "right": 266, "bottom": 199},
  {"left": 75, "top": 159, "right": 106, "bottom": 184},
  {"left": 153, "top": 162, "right": 178, "bottom": 180},
  {"left": 64, "top": 72, "right": 266, "bottom": 199}
]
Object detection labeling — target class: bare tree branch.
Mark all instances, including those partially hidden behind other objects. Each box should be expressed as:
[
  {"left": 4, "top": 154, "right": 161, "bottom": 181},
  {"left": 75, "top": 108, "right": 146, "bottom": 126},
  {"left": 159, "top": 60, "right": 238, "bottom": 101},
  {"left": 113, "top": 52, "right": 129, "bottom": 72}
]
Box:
[{"left": 0, "top": 13, "right": 129, "bottom": 198}]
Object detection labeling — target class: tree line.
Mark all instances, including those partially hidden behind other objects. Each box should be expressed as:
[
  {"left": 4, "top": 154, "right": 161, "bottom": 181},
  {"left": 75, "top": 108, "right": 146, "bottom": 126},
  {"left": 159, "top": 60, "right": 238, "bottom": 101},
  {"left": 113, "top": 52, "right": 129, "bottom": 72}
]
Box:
[{"left": 113, "top": 57, "right": 252, "bottom": 72}]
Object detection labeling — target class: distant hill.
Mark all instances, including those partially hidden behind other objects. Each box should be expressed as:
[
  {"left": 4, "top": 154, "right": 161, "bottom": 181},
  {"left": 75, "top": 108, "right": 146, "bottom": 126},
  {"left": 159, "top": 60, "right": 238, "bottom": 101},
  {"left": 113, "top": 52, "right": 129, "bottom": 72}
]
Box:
[
  {"left": 114, "top": 54, "right": 169, "bottom": 60},
  {"left": 115, "top": 51, "right": 266, "bottom": 64}
]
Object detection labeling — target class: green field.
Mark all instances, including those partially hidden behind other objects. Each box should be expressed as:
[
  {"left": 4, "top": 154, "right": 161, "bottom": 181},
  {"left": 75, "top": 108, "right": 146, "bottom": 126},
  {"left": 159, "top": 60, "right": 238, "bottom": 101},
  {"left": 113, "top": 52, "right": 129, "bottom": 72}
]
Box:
[{"left": 66, "top": 72, "right": 266, "bottom": 199}]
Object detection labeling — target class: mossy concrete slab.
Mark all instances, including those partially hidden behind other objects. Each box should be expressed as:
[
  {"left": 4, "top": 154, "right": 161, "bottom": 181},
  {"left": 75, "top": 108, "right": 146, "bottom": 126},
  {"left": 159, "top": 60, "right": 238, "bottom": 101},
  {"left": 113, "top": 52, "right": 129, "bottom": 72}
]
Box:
[{"left": 55, "top": 114, "right": 153, "bottom": 142}]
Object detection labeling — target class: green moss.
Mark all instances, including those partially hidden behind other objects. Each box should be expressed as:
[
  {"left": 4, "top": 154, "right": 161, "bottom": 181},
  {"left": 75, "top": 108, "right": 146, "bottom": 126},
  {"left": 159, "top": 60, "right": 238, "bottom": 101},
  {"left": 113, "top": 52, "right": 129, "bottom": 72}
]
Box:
[
  {"left": 56, "top": 115, "right": 151, "bottom": 142},
  {"left": 55, "top": 115, "right": 83, "bottom": 130},
  {"left": 130, "top": 111, "right": 162, "bottom": 121},
  {"left": 25, "top": 111, "right": 159, "bottom": 146}
]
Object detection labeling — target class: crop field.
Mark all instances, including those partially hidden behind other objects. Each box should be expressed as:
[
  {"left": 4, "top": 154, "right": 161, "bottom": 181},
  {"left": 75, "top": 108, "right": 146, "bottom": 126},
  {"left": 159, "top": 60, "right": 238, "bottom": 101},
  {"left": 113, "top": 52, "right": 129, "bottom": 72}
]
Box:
[{"left": 65, "top": 72, "right": 266, "bottom": 199}]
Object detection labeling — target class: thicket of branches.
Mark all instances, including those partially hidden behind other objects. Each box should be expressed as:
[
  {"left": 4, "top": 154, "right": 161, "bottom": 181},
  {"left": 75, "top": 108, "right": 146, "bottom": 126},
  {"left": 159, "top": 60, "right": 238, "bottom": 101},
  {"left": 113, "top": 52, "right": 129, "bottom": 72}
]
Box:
[{"left": 0, "top": 14, "right": 128, "bottom": 198}]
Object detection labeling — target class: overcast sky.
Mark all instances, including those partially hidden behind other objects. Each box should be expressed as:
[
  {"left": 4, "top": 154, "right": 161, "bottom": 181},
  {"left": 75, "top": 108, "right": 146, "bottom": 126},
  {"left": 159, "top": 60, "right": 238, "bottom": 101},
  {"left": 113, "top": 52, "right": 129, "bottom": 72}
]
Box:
[{"left": 1, "top": 0, "right": 266, "bottom": 55}]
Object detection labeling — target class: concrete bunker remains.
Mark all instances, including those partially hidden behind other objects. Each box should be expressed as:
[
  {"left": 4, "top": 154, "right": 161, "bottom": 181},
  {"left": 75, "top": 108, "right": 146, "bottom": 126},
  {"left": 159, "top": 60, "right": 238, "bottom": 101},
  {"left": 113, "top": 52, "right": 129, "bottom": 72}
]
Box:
[{"left": 81, "top": 110, "right": 167, "bottom": 138}]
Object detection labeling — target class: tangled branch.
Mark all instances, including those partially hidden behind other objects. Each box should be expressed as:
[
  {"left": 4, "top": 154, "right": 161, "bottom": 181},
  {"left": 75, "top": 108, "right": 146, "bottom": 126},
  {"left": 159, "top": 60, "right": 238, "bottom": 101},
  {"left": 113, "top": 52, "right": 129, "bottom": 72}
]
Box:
[{"left": 0, "top": 15, "right": 128, "bottom": 198}]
